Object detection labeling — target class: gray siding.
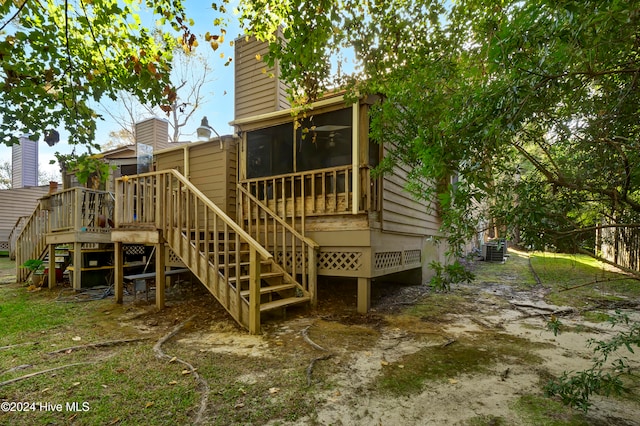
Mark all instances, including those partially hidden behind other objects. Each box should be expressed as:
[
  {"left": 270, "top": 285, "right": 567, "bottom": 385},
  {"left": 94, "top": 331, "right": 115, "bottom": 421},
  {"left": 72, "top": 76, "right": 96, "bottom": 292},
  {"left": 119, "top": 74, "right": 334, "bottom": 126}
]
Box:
[
  {"left": 0, "top": 186, "right": 50, "bottom": 250},
  {"left": 12, "top": 137, "right": 39, "bottom": 188},
  {"left": 234, "top": 35, "right": 290, "bottom": 120}
]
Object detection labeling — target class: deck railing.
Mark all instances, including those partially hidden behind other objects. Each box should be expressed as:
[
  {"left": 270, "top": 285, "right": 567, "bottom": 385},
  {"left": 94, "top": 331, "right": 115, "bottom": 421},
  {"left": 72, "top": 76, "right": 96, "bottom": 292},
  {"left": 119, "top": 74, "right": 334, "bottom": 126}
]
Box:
[
  {"left": 14, "top": 187, "right": 114, "bottom": 281},
  {"left": 114, "top": 170, "right": 281, "bottom": 333},
  {"left": 238, "top": 184, "right": 318, "bottom": 305},
  {"left": 48, "top": 188, "right": 114, "bottom": 233},
  {"left": 240, "top": 165, "right": 380, "bottom": 226}
]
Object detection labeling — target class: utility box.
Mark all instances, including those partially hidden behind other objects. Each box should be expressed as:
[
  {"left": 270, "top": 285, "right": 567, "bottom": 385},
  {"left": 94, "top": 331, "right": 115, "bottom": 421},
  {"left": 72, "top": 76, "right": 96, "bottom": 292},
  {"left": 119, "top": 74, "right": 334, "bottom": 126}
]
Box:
[{"left": 482, "top": 240, "right": 507, "bottom": 262}]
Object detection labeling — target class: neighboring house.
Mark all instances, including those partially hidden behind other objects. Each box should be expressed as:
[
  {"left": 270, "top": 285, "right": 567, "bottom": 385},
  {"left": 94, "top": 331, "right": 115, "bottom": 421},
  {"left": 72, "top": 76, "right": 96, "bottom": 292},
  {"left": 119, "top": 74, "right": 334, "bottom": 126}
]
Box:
[
  {"left": 14, "top": 118, "right": 179, "bottom": 286},
  {"left": 63, "top": 118, "right": 176, "bottom": 192},
  {"left": 2, "top": 136, "right": 51, "bottom": 257},
  {"left": 0, "top": 186, "right": 51, "bottom": 256},
  {"left": 16, "top": 37, "right": 453, "bottom": 335}
]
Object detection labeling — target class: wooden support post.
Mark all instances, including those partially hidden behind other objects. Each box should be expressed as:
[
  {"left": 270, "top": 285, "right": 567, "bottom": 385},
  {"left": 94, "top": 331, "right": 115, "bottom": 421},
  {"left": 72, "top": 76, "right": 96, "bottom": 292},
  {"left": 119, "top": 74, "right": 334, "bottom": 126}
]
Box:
[
  {"left": 47, "top": 244, "right": 56, "bottom": 289},
  {"left": 357, "top": 277, "right": 371, "bottom": 314},
  {"left": 352, "top": 102, "right": 359, "bottom": 215},
  {"left": 248, "top": 247, "right": 260, "bottom": 335},
  {"left": 308, "top": 245, "right": 318, "bottom": 307},
  {"left": 114, "top": 241, "right": 123, "bottom": 303},
  {"left": 155, "top": 242, "right": 165, "bottom": 310},
  {"left": 73, "top": 242, "right": 82, "bottom": 290}
]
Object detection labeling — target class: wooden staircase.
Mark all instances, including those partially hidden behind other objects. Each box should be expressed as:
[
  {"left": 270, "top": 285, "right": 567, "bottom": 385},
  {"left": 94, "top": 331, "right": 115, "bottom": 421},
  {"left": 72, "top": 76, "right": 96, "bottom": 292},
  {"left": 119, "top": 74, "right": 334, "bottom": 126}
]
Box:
[{"left": 113, "top": 170, "right": 318, "bottom": 334}]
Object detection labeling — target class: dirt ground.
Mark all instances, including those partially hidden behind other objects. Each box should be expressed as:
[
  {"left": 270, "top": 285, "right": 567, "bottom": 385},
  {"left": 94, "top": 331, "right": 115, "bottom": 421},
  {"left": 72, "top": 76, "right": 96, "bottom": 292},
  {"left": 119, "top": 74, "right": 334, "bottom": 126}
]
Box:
[{"left": 2, "top": 253, "right": 639, "bottom": 425}]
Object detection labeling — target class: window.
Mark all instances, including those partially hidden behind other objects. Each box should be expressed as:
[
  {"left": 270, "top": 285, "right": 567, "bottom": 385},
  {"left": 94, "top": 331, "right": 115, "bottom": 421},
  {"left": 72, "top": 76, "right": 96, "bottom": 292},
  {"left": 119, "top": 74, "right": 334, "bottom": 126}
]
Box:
[
  {"left": 245, "top": 107, "right": 354, "bottom": 179},
  {"left": 296, "top": 108, "right": 352, "bottom": 171},
  {"left": 246, "top": 122, "right": 294, "bottom": 178}
]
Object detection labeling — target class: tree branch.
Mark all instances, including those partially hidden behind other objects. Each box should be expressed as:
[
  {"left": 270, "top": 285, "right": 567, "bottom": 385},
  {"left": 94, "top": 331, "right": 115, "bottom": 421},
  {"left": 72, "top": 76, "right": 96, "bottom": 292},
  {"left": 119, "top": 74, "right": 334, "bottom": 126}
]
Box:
[{"left": 0, "top": 0, "right": 28, "bottom": 32}]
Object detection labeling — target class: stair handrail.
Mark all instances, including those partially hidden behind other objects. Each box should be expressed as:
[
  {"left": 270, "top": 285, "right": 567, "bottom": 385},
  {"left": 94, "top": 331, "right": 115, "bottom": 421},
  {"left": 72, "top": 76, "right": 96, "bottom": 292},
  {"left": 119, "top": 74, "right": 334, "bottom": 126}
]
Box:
[
  {"left": 14, "top": 201, "right": 48, "bottom": 282},
  {"left": 9, "top": 215, "right": 29, "bottom": 260},
  {"left": 237, "top": 184, "right": 319, "bottom": 250},
  {"left": 238, "top": 184, "right": 318, "bottom": 305},
  {"left": 115, "top": 170, "right": 275, "bottom": 333},
  {"left": 115, "top": 169, "right": 272, "bottom": 260}
]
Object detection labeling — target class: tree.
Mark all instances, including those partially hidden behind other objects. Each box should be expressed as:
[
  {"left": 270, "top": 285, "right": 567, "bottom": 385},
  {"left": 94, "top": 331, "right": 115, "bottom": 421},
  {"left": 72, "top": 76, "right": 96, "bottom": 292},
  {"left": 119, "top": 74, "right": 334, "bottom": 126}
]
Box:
[
  {"left": 0, "top": 161, "right": 11, "bottom": 189},
  {"left": 0, "top": 0, "right": 229, "bottom": 150},
  {"left": 239, "top": 0, "right": 640, "bottom": 263},
  {"left": 100, "top": 48, "right": 217, "bottom": 147},
  {"left": 239, "top": 0, "right": 640, "bottom": 411}
]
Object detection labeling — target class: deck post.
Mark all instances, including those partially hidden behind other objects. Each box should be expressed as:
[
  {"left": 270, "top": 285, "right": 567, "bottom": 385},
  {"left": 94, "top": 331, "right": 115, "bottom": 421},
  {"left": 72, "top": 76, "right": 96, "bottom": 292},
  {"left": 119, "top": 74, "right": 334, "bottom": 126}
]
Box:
[
  {"left": 308, "top": 245, "right": 318, "bottom": 307},
  {"left": 114, "top": 241, "right": 123, "bottom": 303},
  {"left": 73, "top": 242, "right": 82, "bottom": 290},
  {"left": 248, "top": 247, "right": 260, "bottom": 334},
  {"left": 357, "top": 277, "right": 371, "bottom": 314},
  {"left": 351, "top": 103, "right": 359, "bottom": 215},
  {"left": 47, "top": 244, "right": 56, "bottom": 289},
  {"left": 155, "top": 242, "right": 165, "bottom": 310}
]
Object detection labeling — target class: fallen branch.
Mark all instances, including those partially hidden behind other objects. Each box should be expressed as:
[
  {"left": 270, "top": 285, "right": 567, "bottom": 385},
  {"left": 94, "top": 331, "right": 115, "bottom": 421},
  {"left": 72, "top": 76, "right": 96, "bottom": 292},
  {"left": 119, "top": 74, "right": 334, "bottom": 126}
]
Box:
[
  {"left": 510, "top": 302, "right": 574, "bottom": 314},
  {"left": 0, "top": 342, "right": 38, "bottom": 351},
  {"left": 0, "top": 362, "right": 93, "bottom": 387},
  {"left": 47, "top": 338, "right": 150, "bottom": 355},
  {"left": 442, "top": 339, "right": 457, "bottom": 348},
  {"left": 306, "top": 354, "right": 333, "bottom": 386},
  {"left": 1, "top": 364, "right": 32, "bottom": 375},
  {"left": 153, "top": 315, "right": 209, "bottom": 425},
  {"left": 301, "top": 325, "right": 328, "bottom": 352},
  {"left": 528, "top": 257, "right": 542, "bottom": 286},
  {"left": 558, "top": 277, "right": 636, "bottom": 292}
]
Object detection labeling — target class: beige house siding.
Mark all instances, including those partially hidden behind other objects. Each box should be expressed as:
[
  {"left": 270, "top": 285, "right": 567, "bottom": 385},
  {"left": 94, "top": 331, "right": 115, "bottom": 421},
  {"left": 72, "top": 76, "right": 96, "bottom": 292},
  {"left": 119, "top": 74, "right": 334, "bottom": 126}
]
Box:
[
  {"left": 0, "top": 186, "right": 50, "bottom": 251},
  {"left": 135, "top": 118, "right": 170, "bottom": 150},
  {"left": 155, "top": 137, "right": 238, "bottom": 218},
  {"left": 234, "top": 35, "right": 289, "bottom": 120},
  {"left": 381, "top": 154, "right": 440, "bottom": 235}
]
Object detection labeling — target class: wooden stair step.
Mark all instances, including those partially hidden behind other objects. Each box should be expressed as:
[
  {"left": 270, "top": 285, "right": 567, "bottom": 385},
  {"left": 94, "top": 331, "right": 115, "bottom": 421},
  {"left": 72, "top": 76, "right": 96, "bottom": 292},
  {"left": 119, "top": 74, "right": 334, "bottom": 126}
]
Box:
[
  {"left": 260, "top": 296, "right": 311, "bottom": 312},
  {"left": 240, "top": 283, "right": 297, "bottom": 297},
  {"left": 219, "top": 260, "right": 271, "bottom": 269},
  {"left": 227, "top": 271, "right": 283, "bottom": 283}
]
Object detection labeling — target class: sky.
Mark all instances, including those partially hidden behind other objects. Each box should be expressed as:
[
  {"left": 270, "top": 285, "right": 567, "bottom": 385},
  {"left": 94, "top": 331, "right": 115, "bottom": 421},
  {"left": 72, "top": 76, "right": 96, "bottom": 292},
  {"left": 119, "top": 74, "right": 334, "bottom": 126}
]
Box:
[{"left": 0, "top": 1, "right": 242, "bottom": 181}]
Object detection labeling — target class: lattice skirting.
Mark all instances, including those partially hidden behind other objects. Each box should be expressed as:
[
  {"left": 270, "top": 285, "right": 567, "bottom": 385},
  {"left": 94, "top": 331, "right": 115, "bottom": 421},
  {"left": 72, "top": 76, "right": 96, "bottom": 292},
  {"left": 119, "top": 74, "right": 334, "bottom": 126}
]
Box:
[
  {"left": 374, "top": 249, "right": 421, "bottom": 270},
  {"left": 166, "top": 247, "right": 186, "bottom": 267},
  {"left": 124, "top": 244, "right": 145, "bottom": 256},
  {"left": 0, "top": 241, "right": 8, "bottom": 251},
  {"left": 274, "top": 250, "right": 364, "bottom": 273},
  {"left": 318, "top": 251, "right": 363, "bottom": 272}
]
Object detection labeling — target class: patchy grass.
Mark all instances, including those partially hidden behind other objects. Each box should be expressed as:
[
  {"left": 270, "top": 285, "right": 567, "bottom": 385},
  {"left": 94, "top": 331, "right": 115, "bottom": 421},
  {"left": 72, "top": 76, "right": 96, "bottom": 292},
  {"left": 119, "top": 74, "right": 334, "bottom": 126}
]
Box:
[
  {"left": 375, "top": 332, "right": 550, "bottom": 396},
  {"left": 529, "top": 252, "right": 640, "bottom": 308},
  {"left": 512, "top": 395, "right": 591, "bottom": 425},
  {"left": 472, "top": 249, "right": 539, "bottom": 290},
  {"left": 462, "top": 415, "right": 508, "bottom": 425},
  {"left": 0, "top": 280, "right": 323, "bottom": 425},
  {"left": 1, "top": 249, "right": 639, "bottom": 425},
  {"left": 403, "top": 292, "right": 470, "bottom": 323}
]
